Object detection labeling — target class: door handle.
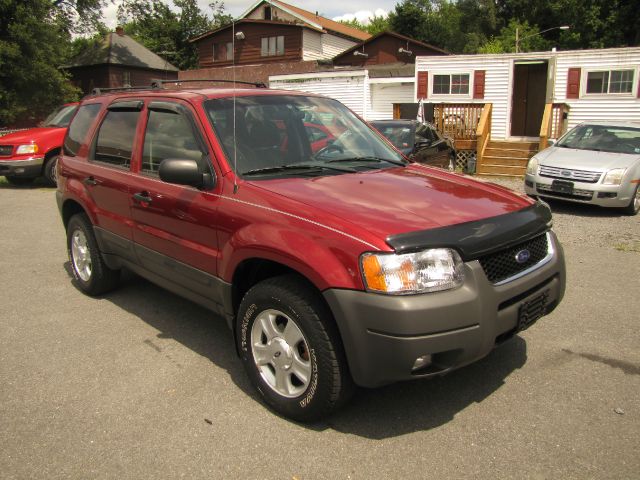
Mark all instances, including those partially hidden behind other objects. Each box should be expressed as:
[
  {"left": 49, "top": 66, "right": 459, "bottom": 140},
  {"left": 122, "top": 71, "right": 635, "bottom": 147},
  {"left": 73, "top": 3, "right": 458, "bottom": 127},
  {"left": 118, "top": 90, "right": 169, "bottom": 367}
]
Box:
[
  {"left": 133, "top": 192, "right": 152, "bottom": 203},
  {"left": 83, "top": 176, "right": 98, "bottom": 186}
]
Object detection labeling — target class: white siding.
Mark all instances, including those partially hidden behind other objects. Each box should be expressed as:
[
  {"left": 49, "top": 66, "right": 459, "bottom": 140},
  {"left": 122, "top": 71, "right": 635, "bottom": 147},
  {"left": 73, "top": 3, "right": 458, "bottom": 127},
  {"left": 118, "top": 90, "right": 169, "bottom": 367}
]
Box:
[
  {"left": 302, "top": 30, "right": 324, "bottom": 61},
  {"left": 416, "top": 47, "right": 640, "bottom": 139},
  {"left": 270, "top": 72, "right": 367, "bottom": 116},
  {"left": 554, "top": 48, "right": 640, "bottom": 129},
  {"left": 322, "top": 34, "right": 358, "bottom": 59},
  {"left": 369, "top": 82, "right": 415, "bottom": 120},
  {"left": 416, "top": 54, "right": 517, "bottom": 139}
]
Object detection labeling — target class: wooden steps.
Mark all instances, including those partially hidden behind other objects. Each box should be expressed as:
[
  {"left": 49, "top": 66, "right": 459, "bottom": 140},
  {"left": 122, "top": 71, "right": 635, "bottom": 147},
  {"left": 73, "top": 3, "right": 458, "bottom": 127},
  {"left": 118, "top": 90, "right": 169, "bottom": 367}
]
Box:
[{"left": 476, "top": 140, "right": 539, "bottom": 176}]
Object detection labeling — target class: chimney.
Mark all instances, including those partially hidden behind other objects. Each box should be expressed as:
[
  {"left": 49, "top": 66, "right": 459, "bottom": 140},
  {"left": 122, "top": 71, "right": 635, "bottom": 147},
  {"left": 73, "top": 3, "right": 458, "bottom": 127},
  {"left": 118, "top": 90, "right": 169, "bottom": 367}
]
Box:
[{"left": 115, "top": 26, "right": 125, "bottom": 36}]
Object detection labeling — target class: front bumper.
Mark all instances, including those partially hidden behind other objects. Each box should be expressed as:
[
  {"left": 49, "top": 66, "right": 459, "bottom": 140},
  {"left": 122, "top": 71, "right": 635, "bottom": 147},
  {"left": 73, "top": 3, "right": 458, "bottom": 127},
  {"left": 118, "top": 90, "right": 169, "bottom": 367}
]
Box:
[
  {"left": 525, "top": 173, "right": 634, "bottom": 208},
  {"left": 323, "top": 231, "right": 565, "bottom": 388},
  {"left": 0, "top": 157, "right": 44, "bottom": 178}
]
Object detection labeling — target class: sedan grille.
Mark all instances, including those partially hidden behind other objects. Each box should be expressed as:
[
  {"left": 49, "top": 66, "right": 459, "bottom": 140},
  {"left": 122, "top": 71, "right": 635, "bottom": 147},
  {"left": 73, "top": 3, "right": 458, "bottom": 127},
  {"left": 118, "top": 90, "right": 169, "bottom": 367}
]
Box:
[
  {"left": 479, "top": 233, "right": 550, "bottom": 284},
  {"left": 539, "top": 165, "right": 601, "bottom": 183},
  {"left": 0, "top": 145, "right": 13, "bottom": 156}
]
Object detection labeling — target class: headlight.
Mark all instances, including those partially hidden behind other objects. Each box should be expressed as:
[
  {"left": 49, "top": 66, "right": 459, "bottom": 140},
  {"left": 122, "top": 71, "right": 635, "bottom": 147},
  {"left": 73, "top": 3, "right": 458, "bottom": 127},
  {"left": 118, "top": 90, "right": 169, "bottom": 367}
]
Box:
[
  {"left": 526, "top": 157, "right": 539, "bottom": 175},
  {"left": 16, "top": 143, "right": 39, "bottom": 155},
  {"left": 602, "top": 168, "right": 626, "bottom": 185},
  {"left": 361, "top": 248, "right": 464, "bottom": 294}
]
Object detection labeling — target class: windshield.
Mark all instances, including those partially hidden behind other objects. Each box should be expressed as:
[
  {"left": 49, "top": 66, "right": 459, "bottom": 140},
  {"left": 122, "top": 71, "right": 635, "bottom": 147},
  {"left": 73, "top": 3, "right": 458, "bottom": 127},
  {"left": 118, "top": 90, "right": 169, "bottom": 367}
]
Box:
[
  {"left": 556, "top": 124, "right": 640, "bottom": 155},
  {"left": 42, "top": 104, "right": 78, "bottom": 128},
  {"left": 204, "top": 95, "right": 405, "bottom": 178}
]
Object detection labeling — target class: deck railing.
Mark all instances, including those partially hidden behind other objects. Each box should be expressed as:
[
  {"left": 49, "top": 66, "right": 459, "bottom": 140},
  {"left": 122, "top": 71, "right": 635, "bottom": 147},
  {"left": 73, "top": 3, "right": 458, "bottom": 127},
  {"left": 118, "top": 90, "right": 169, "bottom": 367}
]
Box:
[
  {"left": 433, "top": 103, "right": 484, "bottom": 140},
  {"left": 475, "top": 103, "right": 493, "bottom": 168},
  {"left": 539, "top": 103, "right": 570, "bottom": 150}
]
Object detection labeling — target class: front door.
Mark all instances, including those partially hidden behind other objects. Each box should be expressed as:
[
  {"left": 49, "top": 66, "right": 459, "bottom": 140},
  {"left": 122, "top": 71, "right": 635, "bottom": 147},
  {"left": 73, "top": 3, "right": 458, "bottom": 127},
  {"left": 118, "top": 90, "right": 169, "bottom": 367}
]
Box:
[{"left": 511, "top": 61, "right": 548, "bottom": 137}]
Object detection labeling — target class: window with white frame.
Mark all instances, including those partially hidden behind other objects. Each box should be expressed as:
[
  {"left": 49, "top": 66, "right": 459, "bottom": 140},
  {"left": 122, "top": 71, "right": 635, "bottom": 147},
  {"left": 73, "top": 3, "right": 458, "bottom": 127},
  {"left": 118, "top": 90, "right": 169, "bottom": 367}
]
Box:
[
  {"left": 586, "top": 69, "right": 634, "bottom": 94},
  {"left": 212, "top": 42, "right": 233, "bottom": 62},
  {"left": 433, "top": 73, "right": 470, "bottom": 95},
  {"left": 261, "top": 36, "right": 284, "bottom": 57}
]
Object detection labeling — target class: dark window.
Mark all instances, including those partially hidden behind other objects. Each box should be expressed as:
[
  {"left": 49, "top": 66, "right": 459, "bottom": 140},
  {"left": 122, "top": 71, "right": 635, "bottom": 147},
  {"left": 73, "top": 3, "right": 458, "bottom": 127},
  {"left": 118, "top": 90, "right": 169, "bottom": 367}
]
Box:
[
  {"left": 264, "top": 6, "right": 272, "bottom": 19},
  {"left": 64, "top": 103, "right": 101, "bottom": 157},
  {"left": 93, "top": 110, "right": 140, "bottom": 167},
  {"left": 586, "top": 69, "right": 634, "bottom": 94},
  {"left": 433, "top": 74, "right": 470, "bottom": 95},
  {"left": 142, "top": 109, "right": 203, "bottom": 174},
  {"left": 213, "top": 42, "right": 233, "bottom": 62}
]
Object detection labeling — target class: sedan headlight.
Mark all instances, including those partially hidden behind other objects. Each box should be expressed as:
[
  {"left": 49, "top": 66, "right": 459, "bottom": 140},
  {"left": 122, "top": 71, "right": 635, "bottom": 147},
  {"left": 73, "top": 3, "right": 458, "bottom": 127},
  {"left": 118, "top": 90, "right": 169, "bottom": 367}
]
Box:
[
  {"left": 602, "top": 168, "right": 626, "bottom": 185},
  {"left": 526, "top": 157, "right": 539, "bottom": 175},
  {"left": 361, "top": 248, "right": 464, "bottom": 294},
  {"left": 16, "top": 143, "right": 39, "bottom": 155}
]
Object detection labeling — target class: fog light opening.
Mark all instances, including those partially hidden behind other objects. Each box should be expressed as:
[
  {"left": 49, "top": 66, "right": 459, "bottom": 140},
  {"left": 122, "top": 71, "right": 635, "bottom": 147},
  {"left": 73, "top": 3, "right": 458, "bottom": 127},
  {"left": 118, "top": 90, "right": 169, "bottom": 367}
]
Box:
[{"left": 412, "top": 354, "right": 432, "bottom": 372}]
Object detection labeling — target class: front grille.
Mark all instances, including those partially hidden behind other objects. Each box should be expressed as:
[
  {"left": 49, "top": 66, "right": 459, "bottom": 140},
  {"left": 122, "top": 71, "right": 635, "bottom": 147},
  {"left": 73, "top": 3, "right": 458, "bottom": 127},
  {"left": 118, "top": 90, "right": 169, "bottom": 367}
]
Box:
[
  {"left": 0, "top": 145, "right": 13, "bottom": 156},
  {"left": 479, "top": 233, "right": 550, "bottom": 284},
  {"left": 539, "top": 165, "right": 601, "bottom": 183},
  {"left": 536, "top": 183, "right": 594, "bottom": 200}
]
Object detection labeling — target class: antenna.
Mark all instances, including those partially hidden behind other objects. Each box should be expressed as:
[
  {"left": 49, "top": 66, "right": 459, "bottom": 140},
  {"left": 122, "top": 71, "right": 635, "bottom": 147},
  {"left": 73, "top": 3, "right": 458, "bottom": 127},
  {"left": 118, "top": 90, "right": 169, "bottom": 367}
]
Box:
[{"left": 232, "top": 20, "right": 238, "bottom": 194}]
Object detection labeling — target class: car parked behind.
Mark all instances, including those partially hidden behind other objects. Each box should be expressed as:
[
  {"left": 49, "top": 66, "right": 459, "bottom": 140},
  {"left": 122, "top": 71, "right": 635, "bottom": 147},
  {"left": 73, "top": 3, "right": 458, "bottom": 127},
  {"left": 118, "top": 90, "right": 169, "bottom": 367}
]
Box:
[
  {"left": 0, "top": 103, "right": 78, "bottom": 186},
  {"left": 370, "top": 119, "right": 455, "bottom": 170},
  {"left": 525, "top": 121, "right": 640, "bottom": 215}
]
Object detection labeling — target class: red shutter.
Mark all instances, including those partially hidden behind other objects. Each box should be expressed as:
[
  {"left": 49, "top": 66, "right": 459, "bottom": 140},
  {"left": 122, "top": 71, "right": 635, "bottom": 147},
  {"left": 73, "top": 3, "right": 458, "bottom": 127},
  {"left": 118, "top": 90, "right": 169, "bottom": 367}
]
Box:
[
  {"left": 473, "top": 70, "right": 486, "bottom": 99},
  {"left": 417, "top": 71, "right": 428, "bottom": 99},
  {"left": 566, "top": 67, "right": 581, "bottom": 99}
]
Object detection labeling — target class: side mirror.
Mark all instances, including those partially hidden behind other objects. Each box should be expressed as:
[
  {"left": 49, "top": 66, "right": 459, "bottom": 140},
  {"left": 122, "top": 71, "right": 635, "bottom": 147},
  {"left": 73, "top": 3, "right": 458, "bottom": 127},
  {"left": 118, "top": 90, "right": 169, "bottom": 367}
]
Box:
[
  {"left": 548, "top": 139, "right": 556, "bottom": 146},
  {"left": 159, "top": 158, "right": 203, "bottom": 187}
]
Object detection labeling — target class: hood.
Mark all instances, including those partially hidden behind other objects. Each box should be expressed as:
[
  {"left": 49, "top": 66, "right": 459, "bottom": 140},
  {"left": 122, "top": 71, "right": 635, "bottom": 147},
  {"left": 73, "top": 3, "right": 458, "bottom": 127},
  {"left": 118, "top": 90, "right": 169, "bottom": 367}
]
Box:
[
  {"left": 0, "top": 127, "right": 65, "bottom": 145},
  {"left": 249, "top": 164, "right": 532, "bottom": 240},
  {"left": 536, "top": 146, "right": 640, "bottom": 171}
]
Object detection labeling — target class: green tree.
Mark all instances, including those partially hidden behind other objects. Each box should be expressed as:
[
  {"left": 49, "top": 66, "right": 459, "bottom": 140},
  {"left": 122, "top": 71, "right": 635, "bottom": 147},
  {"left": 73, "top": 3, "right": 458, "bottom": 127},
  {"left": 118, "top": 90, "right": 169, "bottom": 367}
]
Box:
[
  {"left": 0, "top": 0, "right": 80, "bottom": 126},
  {"left": 337, "top": 15, "right": 390, "bottom": 36},
  {"left": 117, "top": 0, "right": 231, "bottom": 70}
]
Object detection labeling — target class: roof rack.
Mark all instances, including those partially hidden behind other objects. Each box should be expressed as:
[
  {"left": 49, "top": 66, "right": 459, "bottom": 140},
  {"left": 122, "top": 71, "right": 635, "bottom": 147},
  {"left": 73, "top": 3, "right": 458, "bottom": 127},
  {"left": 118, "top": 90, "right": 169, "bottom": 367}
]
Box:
[
  {"left": 151, "top": 79, "right": 268, "bottom": 89},
  {"left": 90, "top": 86, "right": 152, "bottom": 95}
]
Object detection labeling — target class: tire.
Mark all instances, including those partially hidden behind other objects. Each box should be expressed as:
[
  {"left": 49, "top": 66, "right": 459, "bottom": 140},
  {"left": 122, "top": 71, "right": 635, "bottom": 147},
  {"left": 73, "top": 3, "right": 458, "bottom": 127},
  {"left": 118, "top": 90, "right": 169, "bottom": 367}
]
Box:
[
  {"left": 236, "top": 275, "right": 354, "bottom": 422},
  {"left": 622, "top": 184, "right": 640, "bottom": 216},
  {"left": 4, "top": 176, "right": 35, "bottom": 186},
  {"left": 43, "top": 155, "right": 59, "bottom": 187},
  {"left": 66, "top": 213, "right": 120, "bottom": 296}
]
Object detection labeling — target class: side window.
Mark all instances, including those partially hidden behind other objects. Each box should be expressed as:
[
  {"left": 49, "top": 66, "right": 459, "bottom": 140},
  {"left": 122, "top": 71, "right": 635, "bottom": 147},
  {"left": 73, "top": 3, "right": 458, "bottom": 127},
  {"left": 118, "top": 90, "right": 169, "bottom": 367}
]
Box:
[
  {"left": 93, "top": 110, "right": 140, "bottom": 168},
  {"left": 64, "top": 104, "right": 101, "bottom": 157},
  {"left": 142, "top": 109, "right": 204, "bottom": 174}
]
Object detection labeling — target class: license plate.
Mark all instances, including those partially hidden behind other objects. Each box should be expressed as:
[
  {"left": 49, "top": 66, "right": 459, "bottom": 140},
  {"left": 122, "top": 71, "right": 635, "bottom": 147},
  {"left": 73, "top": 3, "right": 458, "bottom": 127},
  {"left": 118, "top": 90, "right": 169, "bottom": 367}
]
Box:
[
  {"left": 517, "top": 290, "right": 549, "bottom": 331},
  {"left": 551, "top": 179, "right": 574, "bottom": 194}
]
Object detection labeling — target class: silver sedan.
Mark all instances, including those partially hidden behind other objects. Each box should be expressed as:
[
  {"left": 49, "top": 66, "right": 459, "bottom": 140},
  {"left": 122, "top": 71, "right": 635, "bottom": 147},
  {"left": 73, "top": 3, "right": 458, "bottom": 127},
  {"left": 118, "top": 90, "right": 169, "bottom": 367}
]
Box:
[{"left": 525, "top": 121, "right": 640, "bottom": 215}]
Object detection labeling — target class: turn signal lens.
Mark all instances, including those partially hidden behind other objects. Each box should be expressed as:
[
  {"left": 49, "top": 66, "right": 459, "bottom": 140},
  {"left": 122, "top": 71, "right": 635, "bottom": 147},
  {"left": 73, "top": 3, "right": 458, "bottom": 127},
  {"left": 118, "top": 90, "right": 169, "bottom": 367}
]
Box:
[{"left": 361, "top": 248, "right": 464, "bottom": 294}]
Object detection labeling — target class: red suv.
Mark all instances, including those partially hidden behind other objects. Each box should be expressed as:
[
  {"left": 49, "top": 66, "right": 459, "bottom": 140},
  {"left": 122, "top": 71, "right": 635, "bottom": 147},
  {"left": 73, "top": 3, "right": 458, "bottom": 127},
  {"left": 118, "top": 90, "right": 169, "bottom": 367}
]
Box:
[
  {"left": 56, "top": 84, "right": 565, "bottom": 421},
  {"left": 0, "top": 103, "right": 78, "bottom": 186}
]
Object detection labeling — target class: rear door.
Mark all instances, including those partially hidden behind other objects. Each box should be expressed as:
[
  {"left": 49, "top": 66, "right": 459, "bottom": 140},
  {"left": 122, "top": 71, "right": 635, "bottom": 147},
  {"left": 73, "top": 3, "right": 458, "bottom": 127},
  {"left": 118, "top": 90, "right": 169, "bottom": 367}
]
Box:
[
  {"left": 128, "top": 99, "right": 223, "bottom": 304},
  {"left": 82, "top": 100, "right": 143, "bottom": 261}
]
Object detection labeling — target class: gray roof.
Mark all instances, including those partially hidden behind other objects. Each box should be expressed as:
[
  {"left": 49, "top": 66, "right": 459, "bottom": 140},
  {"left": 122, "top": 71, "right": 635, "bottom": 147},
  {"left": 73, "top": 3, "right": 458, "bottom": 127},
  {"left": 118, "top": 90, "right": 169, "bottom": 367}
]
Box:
[{"left": 66, "top": 32, "right": 178, "bottom": 71}]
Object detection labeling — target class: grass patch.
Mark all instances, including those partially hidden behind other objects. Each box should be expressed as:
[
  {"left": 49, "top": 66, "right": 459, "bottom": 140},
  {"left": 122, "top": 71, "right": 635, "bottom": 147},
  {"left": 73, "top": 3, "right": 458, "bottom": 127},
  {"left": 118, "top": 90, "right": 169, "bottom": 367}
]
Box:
[{"left": 614, "top": 241, "right": 640, "bottom": 253}]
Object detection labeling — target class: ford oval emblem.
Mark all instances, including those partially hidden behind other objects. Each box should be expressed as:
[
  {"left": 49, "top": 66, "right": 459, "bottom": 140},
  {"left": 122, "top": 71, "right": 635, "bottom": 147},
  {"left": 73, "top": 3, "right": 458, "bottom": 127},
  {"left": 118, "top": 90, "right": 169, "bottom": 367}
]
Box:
[
  {"left": 515, "top": 249, "right": 531, "bottom": 264},
  {"left": 561, "top": 170, "right": 572, "bottom": 177}
]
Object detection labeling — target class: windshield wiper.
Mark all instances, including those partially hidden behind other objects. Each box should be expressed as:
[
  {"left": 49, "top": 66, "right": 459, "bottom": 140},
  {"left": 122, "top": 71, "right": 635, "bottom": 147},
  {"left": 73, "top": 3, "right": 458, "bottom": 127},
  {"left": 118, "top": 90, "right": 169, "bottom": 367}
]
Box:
[
  {"left": 325, "top": 156, "right": 406, "bottom": 166},
  {"left": 242, "top": 163, "right": 355, "bottom": 176}
]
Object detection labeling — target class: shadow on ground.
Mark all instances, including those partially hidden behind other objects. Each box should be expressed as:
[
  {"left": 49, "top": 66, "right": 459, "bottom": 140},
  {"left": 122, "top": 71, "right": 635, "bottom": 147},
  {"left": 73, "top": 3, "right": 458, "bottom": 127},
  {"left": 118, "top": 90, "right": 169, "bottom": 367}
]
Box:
[{"left": 63, "top": 263, "right": 527, "bottom": 440}]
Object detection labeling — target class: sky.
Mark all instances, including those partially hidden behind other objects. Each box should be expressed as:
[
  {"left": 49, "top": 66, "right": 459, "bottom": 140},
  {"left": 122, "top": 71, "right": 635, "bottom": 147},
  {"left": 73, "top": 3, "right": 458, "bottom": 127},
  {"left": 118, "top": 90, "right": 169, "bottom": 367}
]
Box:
[{"left": 101, "top": 0, "right": 399, "bottom": 29}]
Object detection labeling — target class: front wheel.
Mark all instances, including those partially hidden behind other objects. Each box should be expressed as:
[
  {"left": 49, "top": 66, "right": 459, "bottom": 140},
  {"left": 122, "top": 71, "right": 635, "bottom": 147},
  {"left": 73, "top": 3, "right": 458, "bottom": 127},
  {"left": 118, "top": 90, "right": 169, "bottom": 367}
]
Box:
[
  {"left": 66, "top": 214, "right": 120, "bottom": 296},
  {"left": 622, "top": 184, "right": 639, "bottom": 216},
  {"left": 43, "top": 155, "right": 59, "bottom": 187},
  {"left": 236, "top": 275, "right": 353, "bottom": 422}
]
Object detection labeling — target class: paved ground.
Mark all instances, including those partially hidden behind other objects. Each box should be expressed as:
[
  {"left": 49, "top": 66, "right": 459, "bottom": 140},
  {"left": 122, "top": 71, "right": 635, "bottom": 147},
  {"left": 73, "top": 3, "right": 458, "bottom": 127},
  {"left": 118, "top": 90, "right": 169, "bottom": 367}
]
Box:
[{"left": 0, "top": 178, "right": 638, "bottom": 479}]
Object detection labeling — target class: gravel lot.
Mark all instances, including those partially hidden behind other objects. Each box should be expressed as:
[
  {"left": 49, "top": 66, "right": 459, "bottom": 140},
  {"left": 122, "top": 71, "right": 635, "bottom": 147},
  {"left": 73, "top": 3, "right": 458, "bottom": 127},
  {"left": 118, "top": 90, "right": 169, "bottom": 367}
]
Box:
[{"left": 0, "top": 177, "right": 638, "bottom": 479}]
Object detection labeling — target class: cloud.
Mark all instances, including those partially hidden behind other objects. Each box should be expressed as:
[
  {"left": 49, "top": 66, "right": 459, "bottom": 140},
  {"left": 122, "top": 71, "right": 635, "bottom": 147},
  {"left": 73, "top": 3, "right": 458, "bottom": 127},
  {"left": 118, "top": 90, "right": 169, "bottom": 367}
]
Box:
[{"left": 332, "top": 8, "right": 388, "bottom": 25}]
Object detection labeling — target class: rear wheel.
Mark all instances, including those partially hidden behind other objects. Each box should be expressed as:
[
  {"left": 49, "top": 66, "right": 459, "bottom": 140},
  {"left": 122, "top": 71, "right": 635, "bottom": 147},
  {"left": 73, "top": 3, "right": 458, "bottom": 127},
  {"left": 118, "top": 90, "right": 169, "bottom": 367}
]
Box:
[
  {"left": 236, "top": 275, "right": 354, "bottom": 422},
  {"left": 4, "top": 176, "right": 35, "bottom": 186},
  {"left": 66, "top": 213, "right": 120, "bottom": 295},
  {"left": 622, "top": 184, "right": 639, "bottom": 216}
]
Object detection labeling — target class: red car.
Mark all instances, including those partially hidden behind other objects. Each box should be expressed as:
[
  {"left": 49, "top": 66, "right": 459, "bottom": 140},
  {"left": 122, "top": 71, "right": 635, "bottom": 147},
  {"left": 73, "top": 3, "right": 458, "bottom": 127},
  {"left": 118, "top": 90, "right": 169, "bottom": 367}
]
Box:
[
  {"left": 0, "top": 103, "right": 78, "bottom": 186},
  {"left": 57, "top": 85, "right": 565, "bottom": 421}
]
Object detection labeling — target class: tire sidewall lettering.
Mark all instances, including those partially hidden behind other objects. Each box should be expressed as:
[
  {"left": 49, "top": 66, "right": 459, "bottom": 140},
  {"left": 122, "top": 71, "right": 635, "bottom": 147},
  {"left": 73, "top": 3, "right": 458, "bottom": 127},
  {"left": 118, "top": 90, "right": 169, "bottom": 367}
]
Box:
[{"left": 299, "top": 348, "right": 318, "bottom": 408}]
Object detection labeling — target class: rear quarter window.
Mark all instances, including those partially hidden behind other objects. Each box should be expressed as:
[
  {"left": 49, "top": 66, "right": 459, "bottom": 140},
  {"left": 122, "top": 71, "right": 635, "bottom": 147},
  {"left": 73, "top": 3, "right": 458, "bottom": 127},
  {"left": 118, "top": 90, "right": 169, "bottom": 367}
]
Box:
[{"left": 63, "top": 104, "right": 101, "bottom": 157}]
